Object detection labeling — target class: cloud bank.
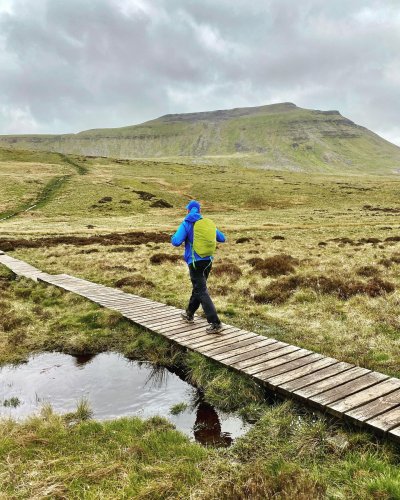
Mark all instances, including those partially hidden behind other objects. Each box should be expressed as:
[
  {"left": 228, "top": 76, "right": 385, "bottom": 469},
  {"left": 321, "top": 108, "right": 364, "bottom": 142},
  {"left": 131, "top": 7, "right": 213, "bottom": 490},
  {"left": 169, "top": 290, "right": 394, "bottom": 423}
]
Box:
[{"left": 0, "top": 0, "right": 399, "bottom": 145}]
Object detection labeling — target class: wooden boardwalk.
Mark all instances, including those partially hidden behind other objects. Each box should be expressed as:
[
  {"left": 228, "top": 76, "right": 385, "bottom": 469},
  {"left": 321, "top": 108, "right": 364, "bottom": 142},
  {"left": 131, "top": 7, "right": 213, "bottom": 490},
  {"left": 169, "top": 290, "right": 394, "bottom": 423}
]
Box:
[{"left": 2, "top": 251, "right": 400, "bottom": 442}]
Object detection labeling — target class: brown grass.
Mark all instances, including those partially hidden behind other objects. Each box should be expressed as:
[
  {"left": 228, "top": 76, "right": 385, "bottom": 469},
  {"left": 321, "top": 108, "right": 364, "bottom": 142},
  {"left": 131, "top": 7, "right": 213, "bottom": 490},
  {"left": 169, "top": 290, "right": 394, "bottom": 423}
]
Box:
[
  {"left": 150, "top": 199, "right": 173, "bottom": 208},
  {"left": 249, "top": 254, "right": 299, "bottom": 277},
  {"left": 356, "top": 265, "right": 381, "bottom": 277},
  {"left": 212, "top": 262, "right": 242, "bottom": 278},
  {"left": 115, "top": 275, "right": 155, "bottom": 288},
  {"left": 150, "top": 253, "right": 181, "bottom": 264},
  {"left": 254, "top": 275, "right": 395, "bottom": 304},
  {"left": 0, "top": 232, "right": 169, "bottom": 251}
]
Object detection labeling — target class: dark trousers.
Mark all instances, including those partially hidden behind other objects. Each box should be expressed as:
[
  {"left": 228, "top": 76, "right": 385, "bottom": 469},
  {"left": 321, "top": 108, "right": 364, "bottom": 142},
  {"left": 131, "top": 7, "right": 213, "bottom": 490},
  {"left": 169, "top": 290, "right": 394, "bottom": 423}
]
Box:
[{"left": 187, "top": 260, "right": 220, "bottom": 325}]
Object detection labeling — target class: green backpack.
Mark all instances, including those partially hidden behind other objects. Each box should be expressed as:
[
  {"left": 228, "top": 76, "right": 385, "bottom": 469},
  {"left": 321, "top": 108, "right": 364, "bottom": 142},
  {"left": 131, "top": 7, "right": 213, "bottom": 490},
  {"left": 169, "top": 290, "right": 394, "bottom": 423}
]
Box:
[{"left": 192, "top": 218, "right": 217, "bottom": 259}]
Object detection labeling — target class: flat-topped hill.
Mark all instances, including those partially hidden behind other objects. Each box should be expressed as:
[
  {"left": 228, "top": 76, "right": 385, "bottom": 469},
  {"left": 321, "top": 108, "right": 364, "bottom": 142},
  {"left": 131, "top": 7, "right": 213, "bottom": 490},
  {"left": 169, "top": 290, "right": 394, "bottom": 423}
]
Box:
[{"left": 1, "top": 102, "right": 400, "bottom": 173}]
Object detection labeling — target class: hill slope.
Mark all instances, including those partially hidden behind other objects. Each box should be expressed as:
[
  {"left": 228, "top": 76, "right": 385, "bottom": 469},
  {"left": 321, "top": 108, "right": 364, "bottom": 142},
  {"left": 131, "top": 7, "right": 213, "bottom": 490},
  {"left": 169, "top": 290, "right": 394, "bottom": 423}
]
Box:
[{"left": 1, "top": 102, "right": 400, "bottom": 173}]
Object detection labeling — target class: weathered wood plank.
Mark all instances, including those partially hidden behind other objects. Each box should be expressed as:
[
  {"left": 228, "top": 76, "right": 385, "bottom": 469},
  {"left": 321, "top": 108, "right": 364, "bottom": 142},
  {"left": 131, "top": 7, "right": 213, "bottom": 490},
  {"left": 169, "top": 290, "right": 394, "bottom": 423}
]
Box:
[
  {"left": 309, "top": 372, "right": 389, "bottom": 408},
  {"left": 230, "top": 345, "right": 300, "bottom": 371},
  {"left": 166, "top": 326, "right": 220, "bottom": 343},
  {"left": 327, "top": 378, "right": 400, "bottom": 417},
  {"left": 196, "top": 333, "right": 258, "bottom": 355},
  {"left": 244, "top": 349, "right": 312, "bottom": 376},
  {"left": 294, "top": 366, "right": 369, "bottom": 400},
  {"left": 268, "top": 357, "right": 338, "bottom": 391},
  {"left": 135, "top": 317, "right": 184, "bottom": 330},
  {"left": 130, "top": 310, "right": 181, "bottom": 322},
  {"left": 176, "top": 328, "right": 244, "bottom": 348},
  {"left": 279, "top": 362, "right": 354, "bottom": 394},
  {"left": 186, "top": 330, "right": 249, "bottom": 350},
  {"left": 177, "top": 327, "right": 242, "bottom": 345},
  {"left": 212, "top": 338, "right": 278, "bottom": 362},
  {"left": 222, "top": 341, "right": 287, "bottom": 366},
  {"left": 345, "top": 388, "right": 400, "bottom": 424},
  {"left": 155, "top": 320, "right": 216, "bottom": 336},
  {"left": 364, "top": 406, "right": 400, "bottom": 433},
  {"left": 256, "top": 353, "right": 325, "bottom": 384}
]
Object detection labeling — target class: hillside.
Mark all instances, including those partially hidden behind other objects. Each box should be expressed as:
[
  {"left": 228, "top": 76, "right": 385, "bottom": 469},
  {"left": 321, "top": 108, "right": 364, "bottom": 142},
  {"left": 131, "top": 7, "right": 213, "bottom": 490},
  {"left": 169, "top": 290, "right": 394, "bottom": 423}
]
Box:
[{"left": 1, "top": 102, "right": 400, "bottom": 173}]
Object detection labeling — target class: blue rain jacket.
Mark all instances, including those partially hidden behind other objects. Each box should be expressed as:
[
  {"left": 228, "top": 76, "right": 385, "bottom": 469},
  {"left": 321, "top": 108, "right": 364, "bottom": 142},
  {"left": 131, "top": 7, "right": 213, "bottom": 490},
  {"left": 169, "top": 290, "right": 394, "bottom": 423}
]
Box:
[{"left": 171, "top": 208, "right": 226, "bottom": 265}]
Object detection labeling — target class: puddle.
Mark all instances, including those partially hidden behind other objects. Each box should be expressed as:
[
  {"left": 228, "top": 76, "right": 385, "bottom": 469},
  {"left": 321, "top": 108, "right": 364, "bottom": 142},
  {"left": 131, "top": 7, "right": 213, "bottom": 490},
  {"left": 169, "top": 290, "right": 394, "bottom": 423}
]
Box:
[{"left": 0, "top": 352, "right": 251, "bottom": 447}]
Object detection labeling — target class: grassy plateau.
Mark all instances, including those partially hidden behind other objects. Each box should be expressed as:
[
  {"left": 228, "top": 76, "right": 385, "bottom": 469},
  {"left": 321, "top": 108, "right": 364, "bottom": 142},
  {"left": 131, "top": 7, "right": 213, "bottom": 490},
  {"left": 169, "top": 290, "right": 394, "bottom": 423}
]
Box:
[{"left": 1, "top": 145, "right": 400, "bottom": 498}]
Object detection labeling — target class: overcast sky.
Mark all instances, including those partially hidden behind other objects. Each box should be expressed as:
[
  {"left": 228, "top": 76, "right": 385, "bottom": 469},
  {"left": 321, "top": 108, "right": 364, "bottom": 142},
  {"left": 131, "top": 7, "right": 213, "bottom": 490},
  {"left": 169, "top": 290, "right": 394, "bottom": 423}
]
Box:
[{"left": 0, "top": 0, "right": 399, "bottom": 145}]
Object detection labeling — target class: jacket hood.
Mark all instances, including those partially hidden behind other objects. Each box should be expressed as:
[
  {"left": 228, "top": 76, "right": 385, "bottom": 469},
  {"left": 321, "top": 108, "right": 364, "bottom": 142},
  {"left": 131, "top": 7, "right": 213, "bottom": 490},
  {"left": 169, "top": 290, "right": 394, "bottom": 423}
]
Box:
[{"left": 184, "top": 208, "right": 202, "bottom": 223}]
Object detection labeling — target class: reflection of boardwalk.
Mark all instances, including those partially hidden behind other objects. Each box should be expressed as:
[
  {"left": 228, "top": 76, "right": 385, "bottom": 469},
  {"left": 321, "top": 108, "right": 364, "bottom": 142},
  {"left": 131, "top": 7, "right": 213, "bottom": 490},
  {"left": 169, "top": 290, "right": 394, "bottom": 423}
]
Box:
[{"left": 2, "top": 252, "right": 400, "bottom": 443}]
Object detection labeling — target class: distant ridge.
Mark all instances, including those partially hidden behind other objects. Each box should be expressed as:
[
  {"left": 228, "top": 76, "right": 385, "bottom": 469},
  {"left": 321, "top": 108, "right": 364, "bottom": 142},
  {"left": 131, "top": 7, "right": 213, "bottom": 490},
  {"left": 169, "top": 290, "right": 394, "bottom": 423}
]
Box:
[{"left": 1, "top": 102, "right": 400, "bottom": 174}]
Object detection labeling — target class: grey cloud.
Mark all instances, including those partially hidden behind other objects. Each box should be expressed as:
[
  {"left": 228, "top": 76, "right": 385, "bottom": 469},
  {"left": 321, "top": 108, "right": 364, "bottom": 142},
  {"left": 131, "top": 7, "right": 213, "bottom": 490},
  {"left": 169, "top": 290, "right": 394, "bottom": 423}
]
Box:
[{"left": 0, "top": 0, "right": 399, "bottom": 145}]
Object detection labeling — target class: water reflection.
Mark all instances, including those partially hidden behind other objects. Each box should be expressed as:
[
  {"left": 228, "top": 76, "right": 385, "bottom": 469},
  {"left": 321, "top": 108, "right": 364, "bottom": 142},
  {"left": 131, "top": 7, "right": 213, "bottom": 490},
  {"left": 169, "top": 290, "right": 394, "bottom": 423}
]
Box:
[
  {"left": 74, "top": 353, "right": 96, "bottom": 367},
  {"left": 194, "top": 401, "right": 233, "bottom": 447},
  {"left": 0, "top": 352, "right": 251, "bottom": 446}
]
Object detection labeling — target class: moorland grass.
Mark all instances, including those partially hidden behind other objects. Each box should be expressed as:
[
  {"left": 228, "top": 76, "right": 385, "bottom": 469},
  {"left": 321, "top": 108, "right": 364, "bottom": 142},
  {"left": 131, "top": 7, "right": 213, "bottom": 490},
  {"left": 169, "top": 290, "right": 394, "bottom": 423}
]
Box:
[
  {"left": 2, "top": 150, "right": 400, "bottom": 496},
  {"left": 1, "top": 400, "right": 400, "bottom": 498}
]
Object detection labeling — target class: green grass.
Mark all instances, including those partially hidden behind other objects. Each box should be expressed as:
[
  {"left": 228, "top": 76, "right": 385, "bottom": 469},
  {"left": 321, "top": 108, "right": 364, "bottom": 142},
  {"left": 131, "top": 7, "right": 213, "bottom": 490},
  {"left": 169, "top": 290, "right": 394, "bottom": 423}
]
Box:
[
  {"left": 0, "top": 149, "right": 87, "bottom": 221},
  {"left": 1, "top": 400, "right": 400, "bottom": 498}
]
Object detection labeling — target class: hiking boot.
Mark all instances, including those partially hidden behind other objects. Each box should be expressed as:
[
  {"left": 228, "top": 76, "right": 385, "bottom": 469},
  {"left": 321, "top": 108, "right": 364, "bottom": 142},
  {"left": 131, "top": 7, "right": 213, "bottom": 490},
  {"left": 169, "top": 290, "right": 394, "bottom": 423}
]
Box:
[
  {"left": 206, "top": 323, "right": 223, "bottom": 334},
  {"left": 181, "top": 311, "right": 194, "bottom": 323}
]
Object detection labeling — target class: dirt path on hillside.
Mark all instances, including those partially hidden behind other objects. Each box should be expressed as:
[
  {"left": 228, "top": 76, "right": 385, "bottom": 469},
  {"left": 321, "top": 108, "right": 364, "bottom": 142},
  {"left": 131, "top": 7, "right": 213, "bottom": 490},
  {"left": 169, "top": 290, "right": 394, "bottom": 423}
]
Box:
[{"left": 0, "top": 155, "right": 86, "bottom": 222}]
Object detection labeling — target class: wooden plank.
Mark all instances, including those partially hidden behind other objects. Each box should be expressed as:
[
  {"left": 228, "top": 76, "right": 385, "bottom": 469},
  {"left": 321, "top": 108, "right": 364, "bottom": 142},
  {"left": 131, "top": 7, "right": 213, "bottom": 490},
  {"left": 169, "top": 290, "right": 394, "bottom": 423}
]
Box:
[
  {"left": 155, "top": 321, "right": 211, "bottom": 335},
  {"left": 100, "top": 302, "right": 160, "bottom": 312},
  {"left": 167, "top": 323, "right": 232, "bottom": 341},
  {"left": 221, "top": 341, "right": 287, "bottom": 366},
  {"left": 112, "top": 302, "right": 170, "bottom": 313},
  {"left": 139, "top": 315, "right": 187, "bottom": 329},
  {"left": 159, "top": 320, "right": 208, "bottom": 342},
  {"left": 129, "top": 309, "right": 180, "bottom": 322},
  {"left": 196, "top": 333, "right": 258, "bottom": 355},
  {"left": 213, "top": 338, "right": 278, "bottom": 362},
  {"left": 156, "top": 322, "right": 212, "bottom": 337},
  {"left": 198, "top": 335, "right": 264, "bottom": 356},
  {"left": 132, "top": 316, "right": 183, "bottom": 329},
  {"left": 345, "top": 388, "right": 400, "bottom": 424},
  {"left": 184, "top": 329, "right": 247, "bottom": 349},
  {"left": 230, "top": 345, "right": 300, "bottom": 371},
  {"left": 244, "top": 349, "right": 312, "bottom": 376},
  {"left": 327, "top": 378, "right": 400, "bottom": 417},
  {"left": 364, "top": 406, "right": 400, "bottom": 433},
  {"left": 174, "top": 328, "right": 244, "bottom": 347},
  {"left": 178, "top": 329, "right": 242, "bottom": 348},
  {"left": 310, "top": 372, "right": 389, "bottom": 408},
  {"left": 279, "top": 361, "right": 354, "bottom": 394},
  {"left": 294, "top": 366, "right": 369, "bottom": 400},
  {"left": 256, "top": 353, "right": 325, "bottom": 384},
  {"left": 144, "top": 311, "right": 189, "bottom": 328},
  {"left": 268, "top": 357, "right": 338, "bottom": 391}
]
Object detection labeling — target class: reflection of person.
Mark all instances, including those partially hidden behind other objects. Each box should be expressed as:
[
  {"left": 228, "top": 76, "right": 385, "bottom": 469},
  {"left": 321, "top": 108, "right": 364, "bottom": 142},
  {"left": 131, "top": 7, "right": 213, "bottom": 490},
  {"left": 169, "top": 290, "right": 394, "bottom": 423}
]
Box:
[
  {"left": 193, "top": 401, "right": 232, "bottom": 447},
  {"left": 171, "top": 200, "right": 226, "bottom": 334}
]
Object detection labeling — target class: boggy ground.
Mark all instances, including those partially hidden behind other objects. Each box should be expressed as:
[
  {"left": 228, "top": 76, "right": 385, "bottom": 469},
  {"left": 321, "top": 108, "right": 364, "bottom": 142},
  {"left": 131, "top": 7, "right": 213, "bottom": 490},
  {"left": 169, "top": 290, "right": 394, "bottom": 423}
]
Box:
[
  {"left": 1, "top": 149, "right": 400, "bottom": 497},
  {"left": 1, "top": 266, "right": 400, "bottom": 499}
]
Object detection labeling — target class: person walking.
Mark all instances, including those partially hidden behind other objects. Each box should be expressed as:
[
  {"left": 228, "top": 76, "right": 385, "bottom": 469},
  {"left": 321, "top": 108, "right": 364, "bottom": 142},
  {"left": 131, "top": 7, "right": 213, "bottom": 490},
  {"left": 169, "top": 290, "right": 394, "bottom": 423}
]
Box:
[{"left": 171, "top": 200, "right": 226, "bottom": 334}]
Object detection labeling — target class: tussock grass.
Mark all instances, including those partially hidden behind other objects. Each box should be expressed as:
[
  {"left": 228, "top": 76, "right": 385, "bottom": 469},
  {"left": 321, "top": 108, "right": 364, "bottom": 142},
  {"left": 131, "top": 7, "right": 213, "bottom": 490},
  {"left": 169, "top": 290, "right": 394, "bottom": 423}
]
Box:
[
  {"left": 150, "top": 253, "right": 180, "bottom": 264},
  {"left": 2, "top": 400, "right": 400, "bottom": 498},
  {"left": 249, "top": 254, "right": 299, "bottom": 276}
]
